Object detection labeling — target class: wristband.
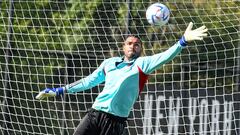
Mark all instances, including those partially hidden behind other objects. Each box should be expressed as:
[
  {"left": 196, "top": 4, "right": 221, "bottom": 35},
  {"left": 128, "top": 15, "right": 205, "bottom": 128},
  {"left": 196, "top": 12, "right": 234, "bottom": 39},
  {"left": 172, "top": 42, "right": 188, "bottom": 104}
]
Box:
[
  {"left": 55, "top": 87, "right": 64, "bottom": 96},
  {"left": 179, "top": 36, "right": 188, "bottom": 47}
]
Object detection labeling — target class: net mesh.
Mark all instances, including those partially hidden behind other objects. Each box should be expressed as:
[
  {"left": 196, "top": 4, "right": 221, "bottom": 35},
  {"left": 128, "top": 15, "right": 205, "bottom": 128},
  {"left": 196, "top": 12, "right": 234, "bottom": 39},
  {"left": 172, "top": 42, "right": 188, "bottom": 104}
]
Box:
[{"left": 0, "top": 0, "right": 239, "bottom": 135}]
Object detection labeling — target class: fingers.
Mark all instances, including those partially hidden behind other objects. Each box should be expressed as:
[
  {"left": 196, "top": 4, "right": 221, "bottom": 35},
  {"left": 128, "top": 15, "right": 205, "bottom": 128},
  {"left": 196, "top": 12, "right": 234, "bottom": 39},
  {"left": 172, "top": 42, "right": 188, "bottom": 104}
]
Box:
[
  {"left": 195, "top": 26, "right": 208, "bottom": 34},
  {"left": 186, "top": 22, "right": 193, "bottom": 32},
  {"left": 201, "top": 27, "right": 208, "bottom": 35},
  {"left": 36, "top": 93, "right": 50, "bottom": 100},
  {"left": 36, "top": 91, "right": 49, "bottom": 100},
  {"left": 194, "top": 33, "right": 208, "bottom": 41},
  {"left": 195, "top": 25, "right": 206, "bottom": 31},
  {"left": 200, "top": 33, "right": 208, "bottom": 37},
  {"left": 36, "top": 89, "right": 57, "bottom": 100},
  {"left": 196, "top": 27, "right": 208, "bottom": 40},
  {"left": 184, "top": 22, "right": 208, "bottom": 42},
  {"left": 36, "top": 92, "right": 44, "bottom": 100},
  {"left": 193, "top": 36, "right": 203, "bottom": 41},
  {"left": 193, "top": 25, "right": 208, "bottom": 41}
]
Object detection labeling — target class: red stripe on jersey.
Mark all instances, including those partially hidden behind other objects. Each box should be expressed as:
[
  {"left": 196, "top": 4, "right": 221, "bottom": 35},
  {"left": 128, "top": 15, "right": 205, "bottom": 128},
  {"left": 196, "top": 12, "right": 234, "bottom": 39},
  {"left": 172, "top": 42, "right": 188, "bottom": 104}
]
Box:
[
  {"left": 137, "top": 66, "right": 148, "bottom": 94},
  {"left": 103, "top": 67, "right": 106, "bottom": 75}
]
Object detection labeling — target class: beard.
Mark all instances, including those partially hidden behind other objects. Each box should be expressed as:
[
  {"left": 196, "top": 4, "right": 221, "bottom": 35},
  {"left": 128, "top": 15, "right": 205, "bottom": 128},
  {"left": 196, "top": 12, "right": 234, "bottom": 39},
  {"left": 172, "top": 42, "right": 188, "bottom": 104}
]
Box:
[{"left": 125, "top": 51, "right": 140, "bottom": 60}]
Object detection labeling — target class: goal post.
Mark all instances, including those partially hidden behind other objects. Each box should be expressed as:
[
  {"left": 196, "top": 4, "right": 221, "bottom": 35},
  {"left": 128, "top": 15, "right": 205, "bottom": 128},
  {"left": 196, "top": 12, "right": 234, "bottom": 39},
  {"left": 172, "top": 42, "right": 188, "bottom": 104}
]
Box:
[{"left": 0, "top": 0, "right": 239, "bottom": 135}]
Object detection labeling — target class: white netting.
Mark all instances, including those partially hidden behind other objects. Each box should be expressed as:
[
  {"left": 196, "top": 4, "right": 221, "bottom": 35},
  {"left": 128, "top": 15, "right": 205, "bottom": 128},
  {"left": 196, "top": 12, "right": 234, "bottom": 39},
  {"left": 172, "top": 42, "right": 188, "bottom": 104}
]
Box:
[{"left": 0, "top": 0, "right": 239, "bottom": 135}]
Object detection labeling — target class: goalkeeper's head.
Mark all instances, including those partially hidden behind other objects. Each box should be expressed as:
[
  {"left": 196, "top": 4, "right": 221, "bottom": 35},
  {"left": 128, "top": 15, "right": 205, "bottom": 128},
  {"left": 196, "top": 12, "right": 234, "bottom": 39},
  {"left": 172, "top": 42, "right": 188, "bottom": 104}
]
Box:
[{"left": 123, "top": 35, "right": 142, "bottom": 61}]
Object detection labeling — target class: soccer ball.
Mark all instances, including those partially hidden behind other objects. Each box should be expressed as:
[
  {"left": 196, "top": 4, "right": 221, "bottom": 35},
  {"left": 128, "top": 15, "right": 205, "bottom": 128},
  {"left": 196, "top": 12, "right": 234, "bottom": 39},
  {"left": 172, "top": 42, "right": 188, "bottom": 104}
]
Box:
[{"left": 146, "top": 3, "right": 170, "bottom": 26}]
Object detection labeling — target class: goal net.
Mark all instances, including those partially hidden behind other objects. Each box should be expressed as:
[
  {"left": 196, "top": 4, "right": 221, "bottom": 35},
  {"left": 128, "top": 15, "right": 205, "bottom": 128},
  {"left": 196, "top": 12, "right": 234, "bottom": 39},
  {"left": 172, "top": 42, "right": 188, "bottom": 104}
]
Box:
[{"left": 0, "top": 0, "right": 239, "bottom": 135}]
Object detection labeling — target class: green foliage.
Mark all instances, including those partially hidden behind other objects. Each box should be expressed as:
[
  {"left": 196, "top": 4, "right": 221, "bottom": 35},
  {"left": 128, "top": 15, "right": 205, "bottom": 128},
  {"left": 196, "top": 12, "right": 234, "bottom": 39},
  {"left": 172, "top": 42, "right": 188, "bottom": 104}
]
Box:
[
  {"left": 0, "top": 1, "right": 239, "bottom": 134},
  {"left": 0, "top": 0, "right": 238, "bottom": 96}
]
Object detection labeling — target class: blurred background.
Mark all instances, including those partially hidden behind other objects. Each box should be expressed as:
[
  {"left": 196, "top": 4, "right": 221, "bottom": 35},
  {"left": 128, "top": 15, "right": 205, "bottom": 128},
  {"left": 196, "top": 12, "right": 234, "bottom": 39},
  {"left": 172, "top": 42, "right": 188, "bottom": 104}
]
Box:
[{"left": 0, "top": 0, "right": 239, "bottom": 135}]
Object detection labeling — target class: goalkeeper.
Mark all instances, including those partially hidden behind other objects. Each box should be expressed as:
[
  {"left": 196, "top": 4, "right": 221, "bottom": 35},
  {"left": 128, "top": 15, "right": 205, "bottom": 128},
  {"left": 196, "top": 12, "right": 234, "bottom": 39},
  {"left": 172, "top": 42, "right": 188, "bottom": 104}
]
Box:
[{"left": 36, "top": 22, "right": 208, "bottom": 135}]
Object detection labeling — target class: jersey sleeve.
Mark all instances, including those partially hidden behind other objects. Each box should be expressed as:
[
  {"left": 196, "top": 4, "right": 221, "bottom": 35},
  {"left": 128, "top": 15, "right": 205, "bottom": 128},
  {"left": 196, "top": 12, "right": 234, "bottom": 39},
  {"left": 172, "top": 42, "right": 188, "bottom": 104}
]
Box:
[
  {"left": 65, "top": 60, "right": 107, "bottom": 93},
  {"left": 138, "top": 41, "right": 183, "bottom": 74}
]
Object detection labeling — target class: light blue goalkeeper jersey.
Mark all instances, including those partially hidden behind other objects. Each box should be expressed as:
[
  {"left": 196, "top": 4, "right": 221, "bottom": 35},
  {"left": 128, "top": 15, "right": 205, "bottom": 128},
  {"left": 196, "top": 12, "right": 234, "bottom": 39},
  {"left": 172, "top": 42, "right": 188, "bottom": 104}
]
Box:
[{"left": 66, "top": 42, "right": 183, "bottom": 117}]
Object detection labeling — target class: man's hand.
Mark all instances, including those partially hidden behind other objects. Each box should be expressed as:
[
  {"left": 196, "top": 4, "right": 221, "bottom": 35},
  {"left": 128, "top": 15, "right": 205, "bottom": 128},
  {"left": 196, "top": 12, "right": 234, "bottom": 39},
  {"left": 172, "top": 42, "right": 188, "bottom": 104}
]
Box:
[
  {"left": 184, "top": 22, "right": 208, "bottom": 42},
  {"left": 36, "top": 87, "right": 64, "bottom": 100}
]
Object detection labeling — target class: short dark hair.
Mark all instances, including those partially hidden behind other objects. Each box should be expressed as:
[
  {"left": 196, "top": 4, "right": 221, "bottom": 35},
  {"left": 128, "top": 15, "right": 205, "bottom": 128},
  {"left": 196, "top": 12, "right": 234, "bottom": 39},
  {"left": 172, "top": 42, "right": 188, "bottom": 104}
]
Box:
[{"left": 124, "top": 35, "right": 142, "bottom": 46}]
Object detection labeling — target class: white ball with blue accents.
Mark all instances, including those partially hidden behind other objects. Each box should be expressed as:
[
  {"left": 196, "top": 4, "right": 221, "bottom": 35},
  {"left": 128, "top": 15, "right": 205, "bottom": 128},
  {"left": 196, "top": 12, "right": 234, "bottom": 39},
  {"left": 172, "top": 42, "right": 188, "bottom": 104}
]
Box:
[{"left": 146, "top": 3, "right": 170, "bottom": 26}]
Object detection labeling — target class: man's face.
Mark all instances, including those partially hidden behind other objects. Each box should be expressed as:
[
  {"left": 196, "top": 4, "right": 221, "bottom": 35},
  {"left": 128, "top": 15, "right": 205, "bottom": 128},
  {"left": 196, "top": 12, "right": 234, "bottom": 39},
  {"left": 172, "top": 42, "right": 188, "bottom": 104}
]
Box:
[{"left": 123, "top": 36, "right": 142, "bottom": 61}]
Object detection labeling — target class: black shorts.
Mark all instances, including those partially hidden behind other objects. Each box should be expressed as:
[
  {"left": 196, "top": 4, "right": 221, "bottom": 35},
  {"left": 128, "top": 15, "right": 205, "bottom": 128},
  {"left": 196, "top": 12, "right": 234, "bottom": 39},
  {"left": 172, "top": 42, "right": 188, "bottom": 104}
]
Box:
[{"left": 73, "top": 108, "right": 127, "bottom": 135}]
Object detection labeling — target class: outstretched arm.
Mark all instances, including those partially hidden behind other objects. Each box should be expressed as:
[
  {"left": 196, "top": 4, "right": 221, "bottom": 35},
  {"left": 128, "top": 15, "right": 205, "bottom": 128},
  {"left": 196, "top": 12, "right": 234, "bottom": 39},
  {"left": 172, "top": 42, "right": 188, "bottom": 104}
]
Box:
[
  {"left": 139, "top": 22, "right": 208, "bottom": 74},
  {"left": 66, "top": 64, "right": 106, "bottom": 93},
  {"left": 36, "top": 60, "right": 107, "bottom": 100}
]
